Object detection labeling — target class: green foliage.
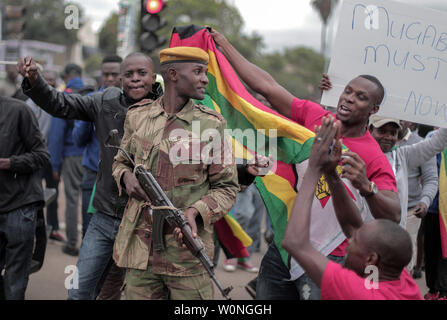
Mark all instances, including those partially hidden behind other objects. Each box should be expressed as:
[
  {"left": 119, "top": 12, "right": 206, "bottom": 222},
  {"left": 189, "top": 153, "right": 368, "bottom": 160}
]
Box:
[
  {"left": 257, "top": 47, "right": 325, "bottom": 101},
  {"left": 98, "top": 12, "right": 118, "bottom": 55},
  {"left": 151, "top": 0, "right": 324, "bottom": 101},
  {"left": 2, "top": 0, "right": 83, "bottom": 46},
  {"left": 161, "top": 0, "right": 243, "bottom": 35},
  {"left": 84, "top": 53, "right": 102, "bottom": 75}
]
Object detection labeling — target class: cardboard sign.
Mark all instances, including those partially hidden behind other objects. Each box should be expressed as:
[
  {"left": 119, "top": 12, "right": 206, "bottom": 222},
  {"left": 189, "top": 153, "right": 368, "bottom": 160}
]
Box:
[{"left": 321, "top": 0, "right": 447, "bottom": 127}]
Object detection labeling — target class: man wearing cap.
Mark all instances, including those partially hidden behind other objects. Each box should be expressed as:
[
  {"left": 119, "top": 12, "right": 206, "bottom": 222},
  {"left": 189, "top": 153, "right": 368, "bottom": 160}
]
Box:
[
  {"left": 367, "top": 115, "right": 446, "bottom": 228},
  {"left": 396, "top": 120, "right": 438, "bottom": 277},
  {"left": 368, "top": 116, "right": 447, "bottom": 276},
  {"left": 112, "top": 47, "right": 239, "bottom": 300}
]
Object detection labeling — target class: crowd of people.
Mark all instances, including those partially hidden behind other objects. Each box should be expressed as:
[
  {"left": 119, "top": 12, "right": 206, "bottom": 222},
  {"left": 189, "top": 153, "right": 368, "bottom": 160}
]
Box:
[{"left": 0, "top": 27, "right": 446, "bottom": 301}]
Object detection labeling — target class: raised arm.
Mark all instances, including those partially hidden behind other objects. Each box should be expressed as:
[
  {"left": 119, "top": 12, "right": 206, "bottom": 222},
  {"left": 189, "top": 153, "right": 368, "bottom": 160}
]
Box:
[
  {"left": 209, "top": 29, "right": 295, "bottom": 118},
  {"left": 283, "top": 116, "right": 341, "bottom": 287},
  {"left": 17, "top": 57, "right": 100, "bottom": 122},
  {"left": 321, "top": 125, "right": 363, "bottom": 238},
  {"left": 403, "top": 127, "right": 447, "bottom": 170}
]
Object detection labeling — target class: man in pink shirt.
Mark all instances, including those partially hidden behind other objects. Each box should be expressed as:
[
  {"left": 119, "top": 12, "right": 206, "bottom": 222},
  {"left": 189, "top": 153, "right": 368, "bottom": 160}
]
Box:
[
  {"left": 282, "top": 116, "right": 422, "bottom": 300},
  {"left": 210, "top": 28, "right": 400, "bottom": 299}
]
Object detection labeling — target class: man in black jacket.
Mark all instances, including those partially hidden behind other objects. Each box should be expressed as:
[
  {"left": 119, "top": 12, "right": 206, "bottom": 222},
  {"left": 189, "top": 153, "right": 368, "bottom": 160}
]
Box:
[
  {"left": 0, "top": 96, "right": 50, "bottom": 300},
  {"left": 17, "top": 52, "right": 162, "bottom": 300}
]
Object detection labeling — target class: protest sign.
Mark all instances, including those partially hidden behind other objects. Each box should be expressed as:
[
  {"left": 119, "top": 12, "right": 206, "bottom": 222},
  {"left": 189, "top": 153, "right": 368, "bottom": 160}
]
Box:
[{"left": 321, "top": 0, "right": 447, "bottom": 128}]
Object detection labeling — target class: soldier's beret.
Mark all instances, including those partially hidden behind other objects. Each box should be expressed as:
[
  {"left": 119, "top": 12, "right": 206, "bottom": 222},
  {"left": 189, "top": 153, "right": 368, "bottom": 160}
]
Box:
[{"left": 159, "top": 47, "right": 209, "bottom": 65}]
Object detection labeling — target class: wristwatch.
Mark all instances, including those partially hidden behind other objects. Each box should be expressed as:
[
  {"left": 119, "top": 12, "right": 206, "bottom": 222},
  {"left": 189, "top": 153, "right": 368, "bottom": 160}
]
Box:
[{"left": 360, "top": 181, "right": 378, "bottom": 197}]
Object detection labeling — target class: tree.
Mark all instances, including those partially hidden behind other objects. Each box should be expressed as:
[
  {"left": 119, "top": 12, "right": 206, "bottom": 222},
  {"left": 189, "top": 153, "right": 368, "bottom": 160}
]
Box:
[
  {"left": 3, "top": 0, "right": 83, "bottom": 47},
  {"left": 98, "top": 12, "right": 119, "bottom": 55},
  {"left": 137, "top": 0, "right": 324, "bottom": 101},
  {"left": 258, "top": 47, "right": 325, "bottom": 101},
  {"left": 311, "top": 0, "right": 338, "bottom": 56},
  {"left": 84, "top": 54, "right": 103, "bottom": 75},
  {"left": 148, "top": 0, "right": 264, "bottom": 62}
]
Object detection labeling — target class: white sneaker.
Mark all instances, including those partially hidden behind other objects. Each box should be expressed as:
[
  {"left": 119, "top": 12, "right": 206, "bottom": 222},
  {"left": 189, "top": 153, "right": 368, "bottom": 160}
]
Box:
[{"left": 223, "top": 258, "right": 237, "bottom": 272}]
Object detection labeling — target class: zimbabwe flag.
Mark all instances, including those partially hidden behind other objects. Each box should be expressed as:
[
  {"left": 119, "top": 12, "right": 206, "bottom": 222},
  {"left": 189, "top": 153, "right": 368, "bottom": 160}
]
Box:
[
  {"left": 167, "top": 25, "right": 317, "bottom": 266},
  {"left": 437, "top": 150, "right": 447, "bottom": 258}
]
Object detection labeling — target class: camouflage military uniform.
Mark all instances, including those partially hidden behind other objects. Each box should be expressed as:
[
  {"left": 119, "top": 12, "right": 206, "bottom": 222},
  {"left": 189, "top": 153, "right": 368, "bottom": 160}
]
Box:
[{"left": 112, "top": 96, "right": 239, "bottom": 299}]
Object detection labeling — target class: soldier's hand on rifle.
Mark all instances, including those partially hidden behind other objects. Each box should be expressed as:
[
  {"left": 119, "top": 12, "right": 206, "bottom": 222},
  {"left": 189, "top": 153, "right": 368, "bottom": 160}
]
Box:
[
  {"left": 17, "top": 57, "right": 39, "bottom": 86},
  {"left": 173, "top": 207, "right": 199, "bottom": 249},
  {"left": 123, "top": 171, "right": 151, "bottom": 203}
]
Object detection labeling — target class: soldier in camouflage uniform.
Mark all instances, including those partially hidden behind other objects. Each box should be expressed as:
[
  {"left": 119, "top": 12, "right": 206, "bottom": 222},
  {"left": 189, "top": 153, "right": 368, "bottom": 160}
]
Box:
[{"left": 112, "top": 47, "right": 239, "bottom": 300}]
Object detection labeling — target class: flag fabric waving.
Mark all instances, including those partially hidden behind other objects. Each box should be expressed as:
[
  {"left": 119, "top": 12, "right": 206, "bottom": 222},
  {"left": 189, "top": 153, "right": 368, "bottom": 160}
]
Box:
[
  {"left": 214, "top": 210, "right": 253, "bottom": 259},
  {"left": 167, "top": 25, "right": 367, "bottom": 277},
  {"left": 437, "top": 150, "right": 447, "bottom": 258}
]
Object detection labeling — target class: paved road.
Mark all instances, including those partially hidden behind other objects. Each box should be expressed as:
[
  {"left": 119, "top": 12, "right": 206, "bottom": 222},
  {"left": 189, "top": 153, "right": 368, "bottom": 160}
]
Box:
[{"left": 26, "top": 235, "right": 265, "bottom": 300}]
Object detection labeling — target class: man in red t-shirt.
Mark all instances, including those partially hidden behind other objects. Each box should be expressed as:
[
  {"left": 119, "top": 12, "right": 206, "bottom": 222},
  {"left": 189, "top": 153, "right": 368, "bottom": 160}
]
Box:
[
  {"left": 283, "top": 117, "right": 422, "bottom": 300},
  {"left": 210, "top": 29, "right": 400, "bottom": 300}
]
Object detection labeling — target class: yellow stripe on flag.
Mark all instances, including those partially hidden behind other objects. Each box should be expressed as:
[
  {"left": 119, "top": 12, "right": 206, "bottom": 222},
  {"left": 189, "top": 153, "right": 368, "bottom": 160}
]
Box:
[
  {"left": 207, "top": 50, "right": 314, "bottom": 144},
  {"left": 439, "top": 153, "right": 447, "bottom": 257},
  {"left": 224, "top": 214, "right": 253, "bottom": 247},
  {"left": 261, "top": 174, "right": 297, "bottom": 218}
]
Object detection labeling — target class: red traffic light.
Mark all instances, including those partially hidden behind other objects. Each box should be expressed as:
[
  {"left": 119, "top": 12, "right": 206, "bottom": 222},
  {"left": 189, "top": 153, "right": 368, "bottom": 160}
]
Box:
[{"left": 145, "top": 0, "right": 163, "bottom": 14}]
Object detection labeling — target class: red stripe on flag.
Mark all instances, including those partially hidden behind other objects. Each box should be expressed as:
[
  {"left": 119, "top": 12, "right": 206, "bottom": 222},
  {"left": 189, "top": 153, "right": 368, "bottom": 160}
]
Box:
[
  {"left": 440, "top": 211, "right": 447, "bottom": 259},
  {"left": 170, "top": 28, "right": 301, "bottom": 123},
  {"left": 214, "top": 218, "right": 250, "bottom": 258}
]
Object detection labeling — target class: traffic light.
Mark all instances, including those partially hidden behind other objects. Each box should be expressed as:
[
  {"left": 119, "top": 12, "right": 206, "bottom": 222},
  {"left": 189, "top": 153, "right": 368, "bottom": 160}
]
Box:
[
  {"left": 1, "top": 5, "right": 26, "bottom": 40},
  {"left": 140, "top": 0, "right": 167, "bottom": 53}
]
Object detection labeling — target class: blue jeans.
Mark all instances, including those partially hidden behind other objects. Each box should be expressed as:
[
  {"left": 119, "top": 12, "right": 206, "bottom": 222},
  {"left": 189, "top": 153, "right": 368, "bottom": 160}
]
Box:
[
  {"left": 256, "top": 243, "right": 344, "bottom": 300},
  {"left": 0, "top": 205, "right": 37, "bottom": 300},
  {"left": 67, "top": 211, "right": 121, "bottom": 300},
  {"left": 81, "top": 167, "right": 96, "bottom": 238},
  {"left": 232, "top": 184, "right": 265, "bottom": 255}
]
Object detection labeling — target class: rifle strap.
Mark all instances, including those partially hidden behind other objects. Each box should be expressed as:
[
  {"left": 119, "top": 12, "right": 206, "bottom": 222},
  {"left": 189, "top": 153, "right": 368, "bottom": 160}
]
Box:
[{"left": 151, "top": 205, "right": 178, "bottom": 211}]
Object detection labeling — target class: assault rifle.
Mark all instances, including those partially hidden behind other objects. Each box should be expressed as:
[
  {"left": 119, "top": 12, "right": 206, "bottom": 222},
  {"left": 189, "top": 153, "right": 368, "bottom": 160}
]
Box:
[{"left": 105, "top": 129, "right": 233, "bottom": 300}]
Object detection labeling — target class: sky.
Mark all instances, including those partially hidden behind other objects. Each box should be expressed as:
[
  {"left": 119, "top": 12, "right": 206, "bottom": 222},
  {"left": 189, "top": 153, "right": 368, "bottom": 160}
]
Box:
[{"left": 77, "top": 0, "right": 447, "bottom": 53}]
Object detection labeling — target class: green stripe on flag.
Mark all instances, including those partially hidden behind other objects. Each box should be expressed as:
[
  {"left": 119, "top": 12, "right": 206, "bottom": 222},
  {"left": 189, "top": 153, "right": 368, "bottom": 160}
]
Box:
[
  {"left": 255, "top": 177, "right": 291, "bottom": 267},
  {"left": 197, "top": 73, "right": 314, "bottom": 164}
]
